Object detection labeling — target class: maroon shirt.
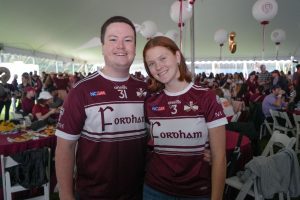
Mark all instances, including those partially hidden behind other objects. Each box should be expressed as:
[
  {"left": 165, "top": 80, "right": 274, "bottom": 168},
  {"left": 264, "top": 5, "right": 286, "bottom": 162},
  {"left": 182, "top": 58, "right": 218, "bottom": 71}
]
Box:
[
  {"left": 32, "top": 104, "right": 50, "bottom": 120},
  {"left": 55, "top": 70, "right": 148, "bottom": 199},
  {"left": 21, "top": 97, "right": 35, "bottom": 115},
  {"left": 53, "top": 76, "right": 69, "bottom": 90},
  {"left": 145, "top": 84, "right": 227, "bottom": 197}
]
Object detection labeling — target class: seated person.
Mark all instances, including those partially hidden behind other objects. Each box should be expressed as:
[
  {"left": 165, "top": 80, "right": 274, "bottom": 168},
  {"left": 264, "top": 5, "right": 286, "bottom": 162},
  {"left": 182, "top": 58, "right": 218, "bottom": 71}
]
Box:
[
  {"left": 32, "top": 91, "right": 58, "bottom": 121},
  {"left": 249, "top": 85, "right": 266, "bottom": 103},
  {"left": 21, "top": 87, "right": 36, "bottom": 116},
  {"left": 214, "top": 88, "right": 235, "bottom": 121},
  {"left": 215, "top": 87, "right": 260, "bottom": 155},
  {"left": 262, "top": 84, "right": 287, "bottom": 122},
  {"left": 47, "top": 86, "right": 63, "bottom": 108}
]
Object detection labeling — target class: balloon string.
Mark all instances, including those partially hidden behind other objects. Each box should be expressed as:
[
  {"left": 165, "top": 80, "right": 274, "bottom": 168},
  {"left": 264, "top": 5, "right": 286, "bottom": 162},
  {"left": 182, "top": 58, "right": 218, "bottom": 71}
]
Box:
[
  {"left": 220, "top": 45, "right": 222, "bottom": 60},
  {"left": 179, "top": 0, "right": 183, "bottom": 50},
  {"left": 262, "top": 24, "right": 265, "bottom": 60},
  {"left": 276, "top": 44, "right": 279, "bottom": 60}
]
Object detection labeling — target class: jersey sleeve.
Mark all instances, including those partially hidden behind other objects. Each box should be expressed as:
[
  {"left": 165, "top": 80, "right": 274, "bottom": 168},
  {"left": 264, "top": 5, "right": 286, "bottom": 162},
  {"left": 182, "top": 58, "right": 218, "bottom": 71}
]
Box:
[
  {"left": 55, "top": 87, "right": 86, "bottom": 140},
  {"left": 202, "top": 90, "right": 227, "bottom": 129}
]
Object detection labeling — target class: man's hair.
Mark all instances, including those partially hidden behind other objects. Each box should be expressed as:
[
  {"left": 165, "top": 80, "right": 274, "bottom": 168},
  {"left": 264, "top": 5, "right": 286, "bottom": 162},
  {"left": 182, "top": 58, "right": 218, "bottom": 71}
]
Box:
[{"left": 100, "top": 16, "right": 136, "bottom": 45}]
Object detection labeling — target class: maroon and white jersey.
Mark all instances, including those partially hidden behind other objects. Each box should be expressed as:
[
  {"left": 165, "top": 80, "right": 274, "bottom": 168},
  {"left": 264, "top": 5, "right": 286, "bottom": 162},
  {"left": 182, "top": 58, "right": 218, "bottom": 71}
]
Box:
[
  {"left": 55, "top": 70, "right": 148, "bottom": 199},
  {"left": 145, "top": 83, "right": 227, "bottom": 197}
]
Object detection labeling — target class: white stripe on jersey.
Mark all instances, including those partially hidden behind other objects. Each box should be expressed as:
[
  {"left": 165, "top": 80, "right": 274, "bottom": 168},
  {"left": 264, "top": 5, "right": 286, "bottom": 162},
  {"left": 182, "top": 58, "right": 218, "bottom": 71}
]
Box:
[
  {"left": 83, "top": 102, "right": 146, "bottom": 141},
  {"left": 85, "top": 100, "right": 144, "bottom": 108},
  {"left": 154, "top": 142, "right": 209, "bottom": 156},
  {"left": 73, "top": 71, "right": 99, "bottom": 88},
  {"left": 82, "top": 129, "right": 146, "bottom": 139},
  {"left": 149, "top": 117, "right": 209, "bottom": 154},
  {"left": 81, "top": 130, "right": 147, "bottom": 142}
]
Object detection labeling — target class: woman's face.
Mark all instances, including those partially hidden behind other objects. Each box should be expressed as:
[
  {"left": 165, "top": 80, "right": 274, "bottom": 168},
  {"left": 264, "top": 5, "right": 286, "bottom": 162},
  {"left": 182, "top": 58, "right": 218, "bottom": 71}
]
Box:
[{"left": 145, "top": 46, "right": 181, "bottom": 86}]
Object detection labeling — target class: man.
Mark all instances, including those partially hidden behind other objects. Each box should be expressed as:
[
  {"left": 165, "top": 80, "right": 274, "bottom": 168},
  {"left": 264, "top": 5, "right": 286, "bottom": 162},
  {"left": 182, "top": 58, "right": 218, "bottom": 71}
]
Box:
[
  {"left": 292, "top": 64, "right": 300, "bottom": 87},
  {"left": 262, "top": 85, "right": 286, "bottom": 122},
  {"left": 271, "top": 70, "right": 288, "bottom": 94},
  {"left": 257, "top": 64, "right": 271, "bottom": 94},
  {"left": 55, "top": 16, "right": 148, "bottom": 200}
]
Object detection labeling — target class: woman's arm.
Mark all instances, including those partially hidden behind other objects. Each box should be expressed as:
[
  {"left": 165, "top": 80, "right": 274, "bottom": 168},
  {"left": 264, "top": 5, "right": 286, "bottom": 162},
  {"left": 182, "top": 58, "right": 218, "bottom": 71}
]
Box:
[{"left": 208, "top": 125, "right": 226, "bottom": 200}]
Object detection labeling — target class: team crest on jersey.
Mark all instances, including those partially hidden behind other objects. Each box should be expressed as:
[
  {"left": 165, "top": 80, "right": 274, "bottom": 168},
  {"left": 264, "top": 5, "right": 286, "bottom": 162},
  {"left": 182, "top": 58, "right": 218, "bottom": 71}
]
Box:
[
  {"left": 136, "top": 88, "right": 147, "bottom": 97},
  {"left": 152, "top": 105, "right": 165, "bottom": 111},
  {"left": 184, "top": 101, "right": 199, "bottom": 112},
  {"left": 90, "top": 90, "right": 106, "bottom": 96}
]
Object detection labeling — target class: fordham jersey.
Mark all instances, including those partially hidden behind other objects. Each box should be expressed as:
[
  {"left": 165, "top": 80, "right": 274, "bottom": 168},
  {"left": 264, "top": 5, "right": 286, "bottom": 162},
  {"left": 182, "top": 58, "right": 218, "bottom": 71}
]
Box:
[
  {"left": 55, "top": 70, "right": 148, "bottom": 199},
  {"left": 145, "top": 83, "right": 227, "bottom": 197}
]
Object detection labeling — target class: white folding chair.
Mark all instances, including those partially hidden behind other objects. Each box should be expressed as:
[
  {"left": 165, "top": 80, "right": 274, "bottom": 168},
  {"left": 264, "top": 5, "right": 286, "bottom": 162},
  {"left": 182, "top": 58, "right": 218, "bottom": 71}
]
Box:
[
  {"left": 1, "top": 148, "right": 51, "bottom": 200},
  {"left": 270, "top": 109, "right": 296, "bottom": 136},
  {"left": 231, "top": 111, "right": 241, "bottom": 122},
  {"left": 225, "top": 131, "right": 296, "bottom": 200},
  {"left": 293, "top": 114, "right": 300, "bottom": 154},
  {"left": 259, "top": 119, "right": 273, "bottom": 139}
]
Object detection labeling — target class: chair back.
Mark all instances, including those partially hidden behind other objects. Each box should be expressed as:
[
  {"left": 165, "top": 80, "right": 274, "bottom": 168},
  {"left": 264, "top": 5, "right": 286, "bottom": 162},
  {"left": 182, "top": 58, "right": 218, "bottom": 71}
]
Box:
[
  {"left": 270, "top": 109, "right": 296, "bottom": 135},
  {"left": 230, "top": 111, "right": 241, "bottom": 122},
  {"left": 261, "top": 130, "right": 296, "bottom": 156},
  {"left": 1, "top": 147, "right": 50, "bottom": 200}
]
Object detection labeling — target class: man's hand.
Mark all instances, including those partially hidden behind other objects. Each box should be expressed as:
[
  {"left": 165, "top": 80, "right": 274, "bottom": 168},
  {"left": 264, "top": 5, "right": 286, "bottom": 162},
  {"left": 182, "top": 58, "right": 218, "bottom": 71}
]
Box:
[{"left": 204, "top": 149, "right": 212, "bottom": 164}]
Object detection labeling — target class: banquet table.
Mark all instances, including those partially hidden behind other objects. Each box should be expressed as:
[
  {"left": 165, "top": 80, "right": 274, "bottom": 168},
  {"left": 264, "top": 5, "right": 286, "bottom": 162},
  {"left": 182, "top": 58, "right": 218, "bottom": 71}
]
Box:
[{"left": 0, "top": 129, "right": 57, "bottom": 200}]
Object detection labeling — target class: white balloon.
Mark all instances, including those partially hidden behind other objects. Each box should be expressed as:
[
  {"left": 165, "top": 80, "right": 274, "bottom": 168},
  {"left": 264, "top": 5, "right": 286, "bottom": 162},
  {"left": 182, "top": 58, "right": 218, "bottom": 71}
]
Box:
[
  {"left": 214, "top": 29, "right": 228, "bottom": 45},
  {"left": 165, "top": 30, "right": 178, "bottom": 42},
  {"left": 134, "top": 23, "right": 141, "bottom": 33},
  {"left": 170, "top": 1, "right": 193, "bottom": 24},
  {"left": 140, "top": 20, "right": 158, "bottom": 38},
  {"left": 252, "top": 0, "right": 278, "bottom": 23},
  {"left": 271, "top": 29, "right": 286, "bottom": 44}
]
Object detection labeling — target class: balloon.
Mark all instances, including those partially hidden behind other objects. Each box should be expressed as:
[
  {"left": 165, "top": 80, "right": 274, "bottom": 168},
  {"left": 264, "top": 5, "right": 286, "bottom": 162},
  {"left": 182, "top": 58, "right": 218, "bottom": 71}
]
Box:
[
  {"left": 170, "top": 1, "right": 193, "bottom": 25},
  {"left": 271, "top": 29, "right": 286, "bottom": 44},
  {"left": 252, "top": 0, "right": 278, "bottom": 24},
  {"left": 228, "top": 32, "right": 237, "bottom": 54},
  {"left": 140, "top": 20, "right": 158, "bottom": 38},
  {"left": 214, "top": 29, "right": 228, "bottom": 45},
  {"left": 134, "top": 23, "right": 141, "bottom": 33}
]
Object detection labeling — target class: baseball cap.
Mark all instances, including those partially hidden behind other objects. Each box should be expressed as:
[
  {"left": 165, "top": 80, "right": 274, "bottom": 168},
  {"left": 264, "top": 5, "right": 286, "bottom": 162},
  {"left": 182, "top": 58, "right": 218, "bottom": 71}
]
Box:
[{"left": 38, "top": 91, "right": 53, "bottom": 100}]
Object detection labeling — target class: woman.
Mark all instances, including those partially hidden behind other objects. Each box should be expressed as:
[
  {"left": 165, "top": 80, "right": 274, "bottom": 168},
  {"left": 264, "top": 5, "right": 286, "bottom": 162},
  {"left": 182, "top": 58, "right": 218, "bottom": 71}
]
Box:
[
  {"left": 21, "top": 87, "right": 36, "bottom": 116},
  {"left": 16, "top": 72, "right": 32, "bottom": 111},
  {"left": 32, "top": 91, "right": 57, "bottom": 121},
  {"left": 143, "top": 36, "right": 227, "bottom": 200}
]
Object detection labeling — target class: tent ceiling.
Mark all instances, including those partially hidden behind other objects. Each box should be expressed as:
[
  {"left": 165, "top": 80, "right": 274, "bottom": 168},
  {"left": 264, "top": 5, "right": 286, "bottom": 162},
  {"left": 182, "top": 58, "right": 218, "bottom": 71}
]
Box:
[{"left": 0, "top": 0, "right": 299, "bottom": 64}]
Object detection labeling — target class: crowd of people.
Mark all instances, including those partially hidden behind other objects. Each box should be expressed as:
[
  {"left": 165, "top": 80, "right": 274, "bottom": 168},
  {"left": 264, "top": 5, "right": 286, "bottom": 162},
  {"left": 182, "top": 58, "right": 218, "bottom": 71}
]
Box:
[
  {"left": 0, "top": 15, "right": 300, "bottom": 200},
  {"left": 0, "top": 70, "right": 92, "bottom": 122}
]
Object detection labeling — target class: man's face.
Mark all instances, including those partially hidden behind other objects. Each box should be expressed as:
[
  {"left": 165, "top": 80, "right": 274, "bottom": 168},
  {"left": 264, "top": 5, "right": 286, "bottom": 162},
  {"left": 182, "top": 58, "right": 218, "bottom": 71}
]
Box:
[
  {"left": 260, "top": 65, "right": 266, "bottom": 73},
  {"left": 273, "top": 88, "right": 281, "bottom": 96},
  {"left": 102, "top": 22, "right": 136, "bottom": 73}
]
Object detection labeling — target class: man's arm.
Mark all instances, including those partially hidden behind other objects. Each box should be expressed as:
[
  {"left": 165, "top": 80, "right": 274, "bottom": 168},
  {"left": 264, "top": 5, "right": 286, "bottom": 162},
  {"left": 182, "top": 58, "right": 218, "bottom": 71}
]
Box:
[
  {"left": 208, "top": 125, "right": 227, "bottom": 200},
  {"left": 55, "top": 137, "right": 77, "bottom": 200}
]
